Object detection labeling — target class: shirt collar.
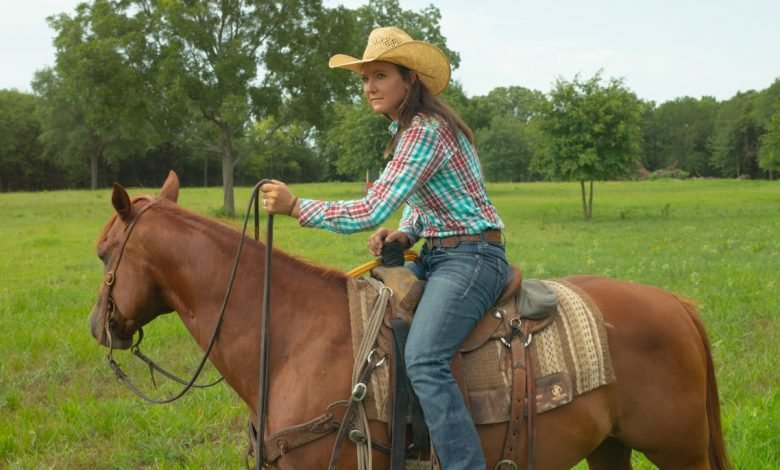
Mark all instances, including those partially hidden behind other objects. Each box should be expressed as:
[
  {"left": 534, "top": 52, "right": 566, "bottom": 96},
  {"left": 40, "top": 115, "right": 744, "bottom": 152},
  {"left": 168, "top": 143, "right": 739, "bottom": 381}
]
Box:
[{"left": 388, "top": 120, "right": 399, "bottom": 135}]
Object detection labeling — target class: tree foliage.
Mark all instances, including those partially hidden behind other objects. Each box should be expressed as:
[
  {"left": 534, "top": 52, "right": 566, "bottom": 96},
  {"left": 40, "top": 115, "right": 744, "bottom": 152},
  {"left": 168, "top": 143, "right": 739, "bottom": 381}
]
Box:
[
  {"left": 466, "top": 86, "right": 545, "bottom": 182},
  {"left": 757, "top": 79, "right": 780, "bottom": 178},
  {"left": 641, "top": 96, "right": 719, "bottom": 176},
  {"left": 0, "top": 91, "right": 43, "bottom": 191},
  {"left": 534, "top": 73, "right": 643, "bottom": 218},
  {"left": 758, "top": 112, "right": 780, "bottom": 176},
  {"left": 33, "top": 1, "right": 155, "bottom": 189},
  {"left": 3, "top": 2, "right": 780, "bottom": 196},
  {"left": 322, "top": 102, "right": 388, "bottom": 180},
  {"left": 709, "top": 91, "right": 764, "bottom": 178}
]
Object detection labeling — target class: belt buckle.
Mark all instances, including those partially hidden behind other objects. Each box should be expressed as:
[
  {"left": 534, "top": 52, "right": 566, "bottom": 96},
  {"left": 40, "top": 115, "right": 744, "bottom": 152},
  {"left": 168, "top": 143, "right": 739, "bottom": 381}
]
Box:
[
  {"left": 427, "top": 236, "right": 459, "bottom": 249},
  {"left": 440, "top": 236, "right": 460, "bottom": 248}
]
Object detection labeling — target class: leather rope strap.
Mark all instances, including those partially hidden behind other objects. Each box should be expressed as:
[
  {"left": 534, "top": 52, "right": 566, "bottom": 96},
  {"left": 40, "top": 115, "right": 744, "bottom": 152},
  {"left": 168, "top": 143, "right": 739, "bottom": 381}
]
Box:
[
  {"left": 328, "top": 352, "right": 385, "bottom": 469},
  {"left": 249, "top": 400, "right": 394, "bottom": 467},
  {"left": 525, "top": 337, "right": 537, "bottom": 470},
  {"left": 251, "top": 272, "right": 397, "bottom": 468},
  {"left": 497, "top": 322, "right": 529, "bottom": 470},
  {"left": 262, "top": 400, "right": 348, "bottom": 463},
  {"left": 495, "top": 319, "right": 539, "bottom": 470}
]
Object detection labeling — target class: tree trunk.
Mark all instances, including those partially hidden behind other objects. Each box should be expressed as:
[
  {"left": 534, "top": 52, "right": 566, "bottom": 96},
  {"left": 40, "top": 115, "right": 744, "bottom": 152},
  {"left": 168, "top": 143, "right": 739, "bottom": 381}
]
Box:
[
  {"left": 204, "top": 155, "right": 209, "bottom": 187},
  {"left": 588, "top": 180, "right": 594, "bottom": 218},
  {"left": 580, "top": 180, "right": 594, "bottom": 219},
  {"left": 219, "top": 123, "right": 235, "bottom": 215},
  {"left": 91, "top": 152, "right": 99, "bottom": 190},
  {"left": 580, "top": 180, "right": 593, "bottom": 219}
]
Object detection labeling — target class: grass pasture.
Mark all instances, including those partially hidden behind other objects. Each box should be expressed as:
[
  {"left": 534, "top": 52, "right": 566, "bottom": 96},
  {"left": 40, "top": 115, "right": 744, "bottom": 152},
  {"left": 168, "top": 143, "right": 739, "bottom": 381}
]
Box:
[{"left": 1, "top": 178, "right": 778, "bottom": 468}]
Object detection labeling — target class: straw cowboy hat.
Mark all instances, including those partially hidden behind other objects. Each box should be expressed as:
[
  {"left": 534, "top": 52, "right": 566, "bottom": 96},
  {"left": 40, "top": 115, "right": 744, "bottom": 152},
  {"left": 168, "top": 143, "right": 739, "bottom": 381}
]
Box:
[{"left": 329, "top": 26, "right": 451, "bottom": 95}]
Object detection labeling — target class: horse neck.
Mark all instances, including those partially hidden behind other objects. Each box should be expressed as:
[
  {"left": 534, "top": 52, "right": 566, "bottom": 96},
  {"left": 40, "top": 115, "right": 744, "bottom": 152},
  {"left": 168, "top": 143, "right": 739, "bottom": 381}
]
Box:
[
  {"left": 142, "top": 205, "right": 353, "bottom": 413},
  {"left": 145, "top": 204, "right": 348, "bottom": 329}
]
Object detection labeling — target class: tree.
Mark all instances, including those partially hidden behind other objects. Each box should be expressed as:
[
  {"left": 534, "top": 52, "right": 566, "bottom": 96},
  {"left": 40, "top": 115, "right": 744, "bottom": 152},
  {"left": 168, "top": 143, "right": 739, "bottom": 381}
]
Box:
[
  {"left": 534, "top": 73, "right": 643, "bottom": 218},
  {"left": 39, "top": 0, "right": 358, "bottom": 211},
  {"left": 466, "top": 86, "right": 544, "bottom": 182},
  {"left": 476, "top": 115, "right": 540, "bottom": 182},
  {"left": 710, "top": 91, "right": 764, "bottom": 178},
  {"left": 322, "top": 101, "right": 388, "bottom": 180},
  {"left": 138, "top": 0, "right": 332, "bottom": 214},
  {"left": 35, "top": 1, "right": 158, "bottom": 189},
  {"left": 242, "top": 117, "right": 323, "bottom": 184},
  {"left": 756, "top": 79, "right": 780, "bottom": 178},
  {"left": 642, "top": 97, "right": 719, "bottom": 176},
  {"left": 0, "top": 90, "right": 43, "bottom": 191},
  {"left": 466, "top": 86, "right": 544, "bottom": 131},
  {"left": 758, "top": 112, "right": 780, "bottom": 177}
]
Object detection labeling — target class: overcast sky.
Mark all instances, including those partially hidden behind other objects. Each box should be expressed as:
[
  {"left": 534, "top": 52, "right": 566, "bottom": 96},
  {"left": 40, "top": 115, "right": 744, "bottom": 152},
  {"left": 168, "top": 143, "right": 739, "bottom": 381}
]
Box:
[{"left": 2, "top": 0, "right": 778, "bottom": 103}]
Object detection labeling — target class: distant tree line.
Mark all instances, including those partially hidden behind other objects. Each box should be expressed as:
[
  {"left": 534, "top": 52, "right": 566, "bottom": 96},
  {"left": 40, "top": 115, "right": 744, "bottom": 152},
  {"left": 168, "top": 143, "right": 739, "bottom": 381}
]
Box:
[{"left": 1, "top": 0, "right": 779, "bottom": 216}]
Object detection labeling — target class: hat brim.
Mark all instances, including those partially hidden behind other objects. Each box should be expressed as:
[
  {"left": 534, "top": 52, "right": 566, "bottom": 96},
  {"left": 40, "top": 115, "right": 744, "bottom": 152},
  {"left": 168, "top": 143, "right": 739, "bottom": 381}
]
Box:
[{"left": 329, "top": 41, "right": 451, "bottom": 95}]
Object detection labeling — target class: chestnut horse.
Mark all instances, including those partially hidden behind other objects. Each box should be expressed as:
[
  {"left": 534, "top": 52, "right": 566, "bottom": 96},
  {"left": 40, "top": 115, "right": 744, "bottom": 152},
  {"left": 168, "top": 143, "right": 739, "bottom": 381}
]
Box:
[{"left": 89, "top": 172, "right": 731, "bottom": 470}]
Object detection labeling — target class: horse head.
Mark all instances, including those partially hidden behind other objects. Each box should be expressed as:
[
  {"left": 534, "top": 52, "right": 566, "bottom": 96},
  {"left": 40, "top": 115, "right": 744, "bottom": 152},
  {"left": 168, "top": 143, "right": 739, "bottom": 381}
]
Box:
[{"left": 89, "top": 171, "right": 181, "bottom": 349}]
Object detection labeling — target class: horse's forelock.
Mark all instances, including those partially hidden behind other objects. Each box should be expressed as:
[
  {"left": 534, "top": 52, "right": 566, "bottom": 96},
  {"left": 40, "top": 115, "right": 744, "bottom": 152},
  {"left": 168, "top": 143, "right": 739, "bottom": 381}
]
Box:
[{"left": 96, "top": 213, "right": 119, "bottom": 248}]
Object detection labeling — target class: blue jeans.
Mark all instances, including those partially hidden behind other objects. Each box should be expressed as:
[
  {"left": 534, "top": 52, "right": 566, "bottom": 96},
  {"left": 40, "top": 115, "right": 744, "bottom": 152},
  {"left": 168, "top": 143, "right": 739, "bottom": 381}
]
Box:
[{"left": 405, "top": 240, "right": 508, "bottom": 470}]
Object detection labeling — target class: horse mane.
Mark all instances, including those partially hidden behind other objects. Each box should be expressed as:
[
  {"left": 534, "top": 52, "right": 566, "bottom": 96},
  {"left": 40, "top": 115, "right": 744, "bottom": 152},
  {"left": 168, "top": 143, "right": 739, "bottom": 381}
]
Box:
[{"left": 96, "top": 194, "right": 349, "bottom": 285}]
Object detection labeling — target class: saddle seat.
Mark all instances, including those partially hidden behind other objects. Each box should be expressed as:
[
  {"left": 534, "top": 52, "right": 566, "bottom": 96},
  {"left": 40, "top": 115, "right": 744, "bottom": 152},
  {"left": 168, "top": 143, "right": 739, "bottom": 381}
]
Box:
[{"left": 496, "top": 264, "right": 524, "bottom": 306}]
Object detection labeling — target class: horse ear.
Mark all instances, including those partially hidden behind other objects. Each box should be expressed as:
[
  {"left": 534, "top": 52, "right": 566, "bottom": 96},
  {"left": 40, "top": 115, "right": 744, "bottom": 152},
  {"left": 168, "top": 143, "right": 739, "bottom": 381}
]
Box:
[
  {"left": 159, "top": 170, "right": 180, "bottom": 203},
  {"left": 112, "top": 183, "right": 133, "bottom": 222}
]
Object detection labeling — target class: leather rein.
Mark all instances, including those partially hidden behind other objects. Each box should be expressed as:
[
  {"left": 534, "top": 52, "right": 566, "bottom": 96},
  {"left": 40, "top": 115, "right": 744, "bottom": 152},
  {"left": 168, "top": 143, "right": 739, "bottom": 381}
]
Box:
[
  {"left": 98, "top": 185, "right": 385, "bottom": 469},
  {"left": 99, "top": 182, "right": 273, "bottom": 411}
]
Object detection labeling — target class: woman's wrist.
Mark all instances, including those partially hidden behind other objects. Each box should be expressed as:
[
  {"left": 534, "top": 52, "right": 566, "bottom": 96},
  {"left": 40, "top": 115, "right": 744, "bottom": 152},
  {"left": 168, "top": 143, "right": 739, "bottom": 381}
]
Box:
[{"left": 287, "top": 196, "right": 299, "bottom": 217}]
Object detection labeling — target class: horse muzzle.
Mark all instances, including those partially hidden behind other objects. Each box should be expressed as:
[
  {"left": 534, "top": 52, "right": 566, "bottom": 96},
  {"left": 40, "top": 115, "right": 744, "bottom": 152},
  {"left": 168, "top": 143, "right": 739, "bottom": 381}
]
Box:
[{"left": 89, "top": 300, "right": 135, "bottom": 350}]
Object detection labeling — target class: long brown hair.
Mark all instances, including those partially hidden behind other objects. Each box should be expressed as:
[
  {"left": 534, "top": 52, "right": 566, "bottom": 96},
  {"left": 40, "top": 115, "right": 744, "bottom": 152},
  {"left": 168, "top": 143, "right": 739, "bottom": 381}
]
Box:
[{"left": 384, "top": 65, "right": 474, "bottom": 157}]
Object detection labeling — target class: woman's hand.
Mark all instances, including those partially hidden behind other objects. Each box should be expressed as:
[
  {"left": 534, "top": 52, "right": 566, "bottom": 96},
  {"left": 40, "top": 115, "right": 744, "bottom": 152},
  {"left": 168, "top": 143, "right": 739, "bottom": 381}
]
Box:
[
  {"left": 260, "top": 180, "right": 299, "bottom": 217},
  {"left": 367, "top": 228, "right": 411, "bottom": 257}
]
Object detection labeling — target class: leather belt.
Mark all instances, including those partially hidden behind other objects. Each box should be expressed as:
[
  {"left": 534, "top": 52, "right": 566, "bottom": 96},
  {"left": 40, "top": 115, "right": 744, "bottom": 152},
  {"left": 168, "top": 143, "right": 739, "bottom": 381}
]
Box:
[{"left": 426, "top": 229, "right": 503, "bottom": 249}]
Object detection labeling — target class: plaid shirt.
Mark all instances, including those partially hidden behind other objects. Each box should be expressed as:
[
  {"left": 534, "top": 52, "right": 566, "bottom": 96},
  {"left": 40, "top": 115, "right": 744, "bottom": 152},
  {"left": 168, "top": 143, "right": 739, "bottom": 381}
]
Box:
[{"left": 299, "top": 114, "right": 503, "bottom": 243}]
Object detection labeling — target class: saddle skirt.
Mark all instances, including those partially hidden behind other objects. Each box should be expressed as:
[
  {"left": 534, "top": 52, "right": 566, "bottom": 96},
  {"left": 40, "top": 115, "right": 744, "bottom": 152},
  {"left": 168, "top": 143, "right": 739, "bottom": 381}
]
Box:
[{"left": 346, "top": 277, "right": 615, "bottom": 425}]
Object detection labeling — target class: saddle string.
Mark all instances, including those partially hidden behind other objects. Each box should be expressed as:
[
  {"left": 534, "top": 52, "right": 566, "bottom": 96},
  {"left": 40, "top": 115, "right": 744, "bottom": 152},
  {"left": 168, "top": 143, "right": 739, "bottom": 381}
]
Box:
[{"left": 352, "top": 281, "right": 392, "bottom": 470}]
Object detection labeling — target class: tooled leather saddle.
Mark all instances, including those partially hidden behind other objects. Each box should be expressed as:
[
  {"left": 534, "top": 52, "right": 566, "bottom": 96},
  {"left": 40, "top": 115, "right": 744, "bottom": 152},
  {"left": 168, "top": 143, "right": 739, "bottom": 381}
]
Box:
[{"left": 370, "top": 261, "right": 558, "bottom": 470}]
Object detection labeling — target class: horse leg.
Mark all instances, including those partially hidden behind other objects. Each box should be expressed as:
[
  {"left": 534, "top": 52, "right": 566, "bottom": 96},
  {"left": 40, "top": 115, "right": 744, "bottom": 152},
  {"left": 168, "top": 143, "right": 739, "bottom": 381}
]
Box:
[{"left": 586, "top": 437, "right": 632, "bottom": 470}]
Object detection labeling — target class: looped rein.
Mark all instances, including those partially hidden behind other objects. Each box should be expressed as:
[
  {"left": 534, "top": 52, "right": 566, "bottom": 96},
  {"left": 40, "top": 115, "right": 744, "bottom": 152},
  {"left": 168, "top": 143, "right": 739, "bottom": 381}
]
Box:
[{"left": 101, "top": 182, "right": 274, "bottom": 411}]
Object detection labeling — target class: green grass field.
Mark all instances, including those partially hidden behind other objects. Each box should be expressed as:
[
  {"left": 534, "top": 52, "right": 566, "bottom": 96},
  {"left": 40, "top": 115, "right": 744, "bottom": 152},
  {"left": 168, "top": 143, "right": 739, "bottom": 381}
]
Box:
[{"left": 1, "top": 179, "right": 778, "bottom": 468}]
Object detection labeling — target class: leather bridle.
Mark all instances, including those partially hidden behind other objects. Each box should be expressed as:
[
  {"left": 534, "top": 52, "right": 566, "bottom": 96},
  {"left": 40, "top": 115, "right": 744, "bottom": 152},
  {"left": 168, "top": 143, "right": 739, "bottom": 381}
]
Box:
[
  {"left": 98, "top": 197, "right": 224, "bottom": 403},
  {"left": 96, "top": 182, "right": 277, "bottom": 470}
]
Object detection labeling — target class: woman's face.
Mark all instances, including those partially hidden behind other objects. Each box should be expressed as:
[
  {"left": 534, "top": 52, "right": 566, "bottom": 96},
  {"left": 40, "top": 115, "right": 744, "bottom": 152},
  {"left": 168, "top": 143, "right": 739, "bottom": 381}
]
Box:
[{"left": 361, "top": 61, "right": 410, "bottom": 120}]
